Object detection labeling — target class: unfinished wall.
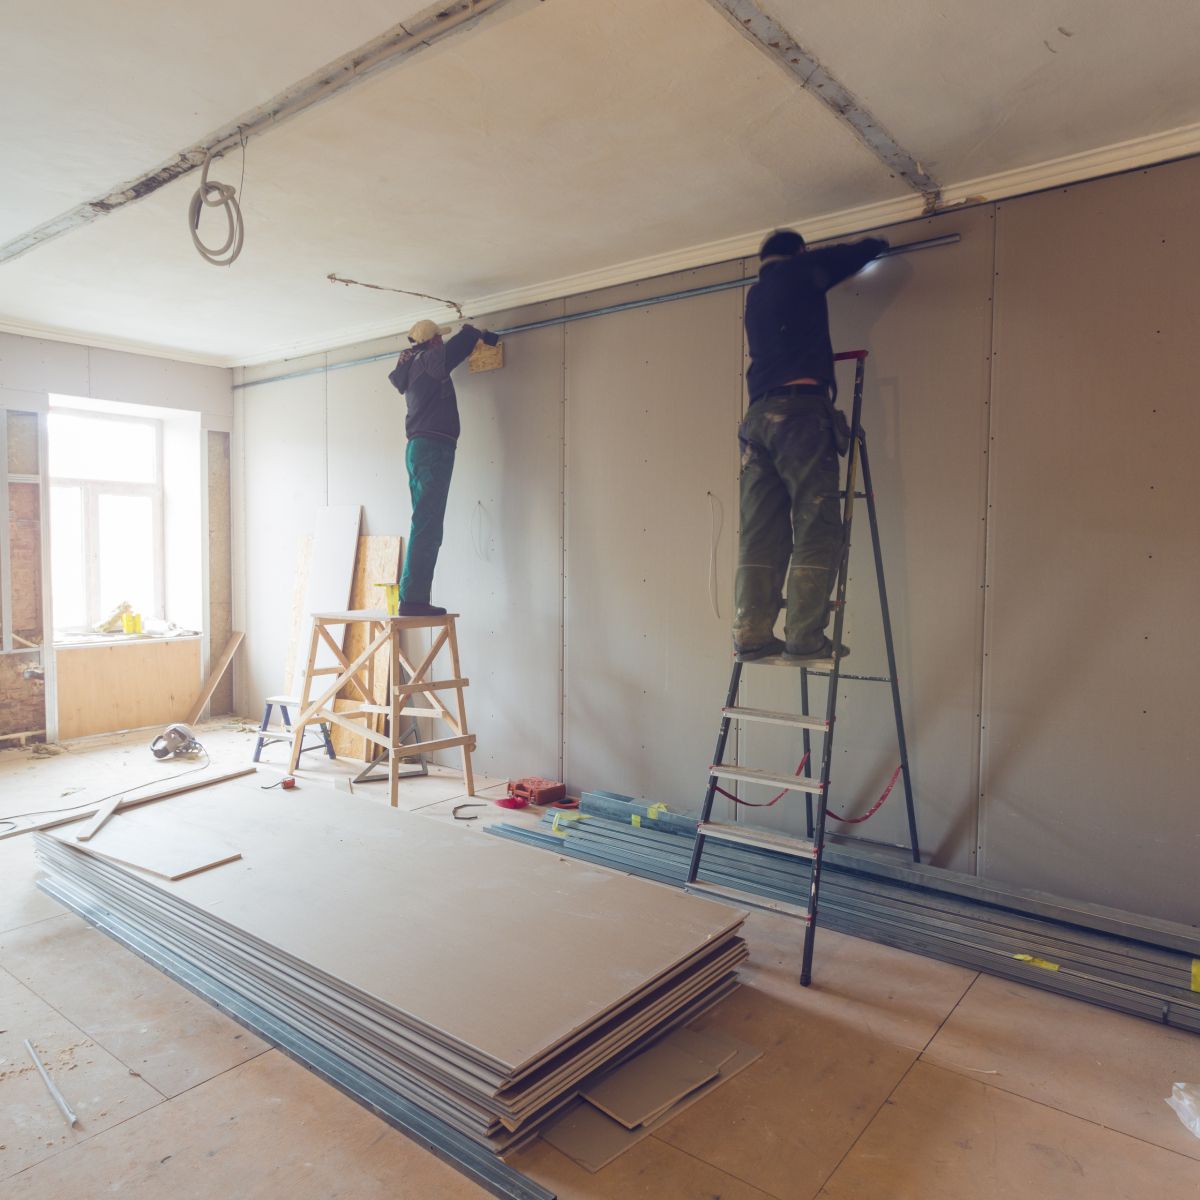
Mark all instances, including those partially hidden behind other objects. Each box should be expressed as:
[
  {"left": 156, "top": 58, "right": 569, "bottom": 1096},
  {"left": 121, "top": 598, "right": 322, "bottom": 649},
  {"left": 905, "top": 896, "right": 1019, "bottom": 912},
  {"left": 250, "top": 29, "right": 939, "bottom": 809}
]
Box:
[
  {"left": 0, "top": 333, "right": 233, "bottom": 740},
  {"left": 206, "top": 430, "right": 235, "bottom": 716},
  {"left": 1, "top": 409, "right": 46, "bottom": 742},
  {"left": 235, "top": 157, "right": 1200, "bottom": 923},
  {"left": 979, "top": 158, "right": 1200, "bottom": 918}
]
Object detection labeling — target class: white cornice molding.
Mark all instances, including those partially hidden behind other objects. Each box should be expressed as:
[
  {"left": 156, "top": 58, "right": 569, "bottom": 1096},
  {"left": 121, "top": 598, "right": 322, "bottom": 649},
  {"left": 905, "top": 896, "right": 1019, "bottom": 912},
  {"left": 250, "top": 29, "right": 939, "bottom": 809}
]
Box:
[
  {"left": 937, "top": 120, "right": 1200, "bottom": 208},
  {"left": 7, "top": 122, "right": 1200, "bottom": 370},
  {"left": 0, "top": 317, "right": 231, "bottom": 369}
]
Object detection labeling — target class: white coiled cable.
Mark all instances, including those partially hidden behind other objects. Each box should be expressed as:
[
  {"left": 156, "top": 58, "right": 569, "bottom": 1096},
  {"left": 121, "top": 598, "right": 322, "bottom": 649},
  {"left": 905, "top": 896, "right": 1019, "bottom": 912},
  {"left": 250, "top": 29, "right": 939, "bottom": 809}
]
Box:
[{"left": 188, "top": 150, "right": 245, "bottom": 267}]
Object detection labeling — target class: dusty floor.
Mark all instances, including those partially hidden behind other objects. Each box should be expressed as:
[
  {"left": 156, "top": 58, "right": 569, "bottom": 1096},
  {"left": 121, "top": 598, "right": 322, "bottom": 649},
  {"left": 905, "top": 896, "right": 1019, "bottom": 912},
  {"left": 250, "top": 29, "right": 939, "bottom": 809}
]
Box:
[{"left": 1, "top": 724, "right": 1198, "bottom": 1199}]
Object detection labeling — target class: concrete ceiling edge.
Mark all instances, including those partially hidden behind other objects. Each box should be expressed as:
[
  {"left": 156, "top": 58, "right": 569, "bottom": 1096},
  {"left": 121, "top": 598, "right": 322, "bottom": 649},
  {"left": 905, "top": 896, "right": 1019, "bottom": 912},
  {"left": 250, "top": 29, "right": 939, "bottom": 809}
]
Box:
[{"left": 5, "top": 120, "right": 1198, "bottom": 372}]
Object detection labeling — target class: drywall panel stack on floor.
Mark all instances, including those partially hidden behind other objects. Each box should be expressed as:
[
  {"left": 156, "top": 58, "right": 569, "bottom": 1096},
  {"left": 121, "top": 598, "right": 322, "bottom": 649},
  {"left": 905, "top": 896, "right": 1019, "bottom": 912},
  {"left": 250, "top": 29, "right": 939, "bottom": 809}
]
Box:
[{"left": 33, "top": 777, "right": 746, "bottom": 1169}]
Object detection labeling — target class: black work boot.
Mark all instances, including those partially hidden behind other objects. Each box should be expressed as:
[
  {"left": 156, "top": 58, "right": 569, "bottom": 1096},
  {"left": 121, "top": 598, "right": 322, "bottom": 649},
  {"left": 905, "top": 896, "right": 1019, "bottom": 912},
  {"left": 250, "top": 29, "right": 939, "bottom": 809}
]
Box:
[
  {"left": 784, "top": 634, "right": 848, "bottom": 662},
  {"left": 734, "top": 636, "right": 786, "bottom": 662},
  {"left": 398, "top": 602, "right": 447, "bottom": 617}
]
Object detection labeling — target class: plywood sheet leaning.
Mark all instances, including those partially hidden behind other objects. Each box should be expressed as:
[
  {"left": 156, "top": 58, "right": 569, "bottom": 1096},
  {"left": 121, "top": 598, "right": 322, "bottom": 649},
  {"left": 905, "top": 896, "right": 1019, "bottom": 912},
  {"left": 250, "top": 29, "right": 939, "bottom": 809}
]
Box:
[
  {"left": 330, "top": 535, "right": 403, "bottom": 758},
  {"left": 284, "top": 506, "right": 362, "bottom": 701}
]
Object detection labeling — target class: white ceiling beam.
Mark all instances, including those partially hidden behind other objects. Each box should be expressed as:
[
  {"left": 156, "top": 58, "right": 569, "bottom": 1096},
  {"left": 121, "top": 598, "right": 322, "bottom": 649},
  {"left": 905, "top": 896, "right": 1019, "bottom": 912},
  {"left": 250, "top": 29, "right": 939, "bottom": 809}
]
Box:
[
  {"left": 701, "top": 0, "right": 940, "bottom": 207},
  {"left": 0, "top": 0, "right": 531, "bottom": 266}
]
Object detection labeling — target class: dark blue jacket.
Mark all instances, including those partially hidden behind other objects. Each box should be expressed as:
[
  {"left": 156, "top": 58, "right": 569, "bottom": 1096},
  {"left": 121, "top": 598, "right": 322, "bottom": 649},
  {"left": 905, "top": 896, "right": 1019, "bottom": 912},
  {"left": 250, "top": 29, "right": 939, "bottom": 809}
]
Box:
[
  {"left": 387, "top": 324, "right": 498, "bottom": 442},
  {"left": 745, "top": 238, "right": 887, "bottom": 402}
]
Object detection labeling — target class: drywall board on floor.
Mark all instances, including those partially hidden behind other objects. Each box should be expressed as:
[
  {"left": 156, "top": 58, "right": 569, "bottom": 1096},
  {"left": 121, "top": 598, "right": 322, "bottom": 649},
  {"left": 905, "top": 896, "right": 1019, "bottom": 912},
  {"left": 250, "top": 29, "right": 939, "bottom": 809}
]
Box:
[
  {"left": 564, "top": 263, "right": 744, "bottom": 808},
  {"left": 979, "top": 159, "right": 1200, "bottom": 924},
  {"left": 238, "top": 372, "right": 327, "bottom": 714},
  {"left": 51, "top": 810, "right": 241, "bottom": 881},
  {"left": 38, "top": 776, "right": 743, "bottom": 1073},
  {"left": 55, "top": 637, "right": 202, "bottom": 739},
  {"left": 434, "top": 301, "right": 565, "bottom": 780},
  {"left": 738, "top": 206, "right": 995, "bottom": 871}
]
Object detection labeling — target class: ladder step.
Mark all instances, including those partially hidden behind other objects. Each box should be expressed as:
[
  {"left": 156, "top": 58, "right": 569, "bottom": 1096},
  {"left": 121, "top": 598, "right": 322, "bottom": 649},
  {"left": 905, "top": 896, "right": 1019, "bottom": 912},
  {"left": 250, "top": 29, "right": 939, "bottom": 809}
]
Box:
[
  {"left": 687, "top": 880, "right": 811, "bottom": 920},
  {"left": 710, "top": 765, "right": 823, "bottom": 795},
  {"left": 735, "top": 652, "right": 837, "bottom": 670},
  {"left": 698, "top": 821, "right": 815, "bottom": 858},
  {"left": 722, "top": 705, "right": 828, "bottom": 732}
]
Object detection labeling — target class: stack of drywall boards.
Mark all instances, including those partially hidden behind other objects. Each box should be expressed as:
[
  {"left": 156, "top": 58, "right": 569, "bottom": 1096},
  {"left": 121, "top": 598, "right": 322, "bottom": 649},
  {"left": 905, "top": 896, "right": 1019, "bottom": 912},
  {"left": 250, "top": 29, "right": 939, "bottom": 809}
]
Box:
[
  {"left": 34, "top": 776, "right": 747, "bottom": 1200},
  {"left": 487, "top": 792, "right": 1200, "bottom": 1034}
]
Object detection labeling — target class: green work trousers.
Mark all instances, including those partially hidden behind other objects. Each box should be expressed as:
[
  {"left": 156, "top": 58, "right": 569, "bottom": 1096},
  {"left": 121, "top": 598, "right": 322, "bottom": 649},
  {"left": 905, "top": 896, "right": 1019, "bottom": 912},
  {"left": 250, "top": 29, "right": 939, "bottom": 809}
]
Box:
[
  {"left": 399, "top": 436, "right": 456, "bottom": 604},
  {"left": 733, "top": 393, "right": 844, "bottom": 653}
]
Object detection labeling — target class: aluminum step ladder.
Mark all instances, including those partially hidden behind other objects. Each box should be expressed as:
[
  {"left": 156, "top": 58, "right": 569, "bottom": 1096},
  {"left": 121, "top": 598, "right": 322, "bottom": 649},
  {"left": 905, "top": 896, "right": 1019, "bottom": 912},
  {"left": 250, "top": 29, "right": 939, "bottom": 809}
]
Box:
[{"left": 686, "top": 350, "right": 920, "bottom": 986}]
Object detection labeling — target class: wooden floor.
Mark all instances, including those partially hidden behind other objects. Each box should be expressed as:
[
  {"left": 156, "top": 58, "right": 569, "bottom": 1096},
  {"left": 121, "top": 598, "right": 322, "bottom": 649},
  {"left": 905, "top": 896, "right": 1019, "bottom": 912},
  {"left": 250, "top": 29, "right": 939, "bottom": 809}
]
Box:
[{"left": 2, "top": 725, "right": 1198, "bottom": 1199}]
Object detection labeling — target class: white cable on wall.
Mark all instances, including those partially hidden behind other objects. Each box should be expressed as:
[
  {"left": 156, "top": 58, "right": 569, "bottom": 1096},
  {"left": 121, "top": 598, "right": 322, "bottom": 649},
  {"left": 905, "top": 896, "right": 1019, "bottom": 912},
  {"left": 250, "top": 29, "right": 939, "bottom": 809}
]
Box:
[
  {"left": 188, "top": 148, "right": 245, "bottom": 267},
  {"left": 707, "top": 490, "right": 723, "bottom": 620}
]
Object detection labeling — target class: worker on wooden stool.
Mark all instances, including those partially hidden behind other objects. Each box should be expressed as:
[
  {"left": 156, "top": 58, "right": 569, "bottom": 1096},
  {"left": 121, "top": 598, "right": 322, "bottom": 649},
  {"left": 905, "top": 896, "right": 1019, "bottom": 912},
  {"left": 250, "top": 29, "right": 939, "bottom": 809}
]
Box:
[
  {"left": 387, "top": 318, "right": 500, "bottom": 616},
  {"left": 734, "top": 228, "right": 888, "bottom": 661}
]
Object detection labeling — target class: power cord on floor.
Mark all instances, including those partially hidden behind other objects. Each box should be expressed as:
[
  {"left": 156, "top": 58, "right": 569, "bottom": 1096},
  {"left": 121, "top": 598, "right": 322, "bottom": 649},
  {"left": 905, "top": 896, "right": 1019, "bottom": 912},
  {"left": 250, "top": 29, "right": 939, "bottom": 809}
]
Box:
[{"left": 0, "top": 750, "right": 212, "bottom": 833}]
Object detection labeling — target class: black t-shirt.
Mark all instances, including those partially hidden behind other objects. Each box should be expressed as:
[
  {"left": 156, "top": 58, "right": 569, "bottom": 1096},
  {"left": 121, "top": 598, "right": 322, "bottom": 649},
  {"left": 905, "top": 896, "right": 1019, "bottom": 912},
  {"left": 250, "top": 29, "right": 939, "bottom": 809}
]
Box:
[{"left": 744, "top": 239, "right": 887, "bottom": 402}]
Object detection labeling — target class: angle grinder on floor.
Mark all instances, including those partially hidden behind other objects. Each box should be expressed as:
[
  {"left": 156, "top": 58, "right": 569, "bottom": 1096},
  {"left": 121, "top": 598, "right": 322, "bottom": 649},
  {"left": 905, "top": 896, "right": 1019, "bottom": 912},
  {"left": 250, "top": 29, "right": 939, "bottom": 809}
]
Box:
[{"left": 150, "top": 723, "right": 205, "bottom": 759}]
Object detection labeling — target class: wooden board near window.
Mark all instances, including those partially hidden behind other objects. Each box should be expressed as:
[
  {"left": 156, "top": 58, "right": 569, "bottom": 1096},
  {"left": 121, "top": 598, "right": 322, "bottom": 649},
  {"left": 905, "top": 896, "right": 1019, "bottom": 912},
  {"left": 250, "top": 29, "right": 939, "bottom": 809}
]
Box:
[{"left": 56, "top": 637, "right": 201, "bottom": 740}]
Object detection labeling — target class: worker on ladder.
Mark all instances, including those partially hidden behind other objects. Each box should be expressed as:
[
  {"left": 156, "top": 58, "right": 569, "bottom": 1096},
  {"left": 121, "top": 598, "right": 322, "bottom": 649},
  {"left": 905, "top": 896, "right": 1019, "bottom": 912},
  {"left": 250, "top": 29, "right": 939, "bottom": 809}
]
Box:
[
  {"left": 387, "top": 319, "right": 500, "bottom": 616},
  {"left": 733, "top": 228, "right": 888, "bottom": 661}
]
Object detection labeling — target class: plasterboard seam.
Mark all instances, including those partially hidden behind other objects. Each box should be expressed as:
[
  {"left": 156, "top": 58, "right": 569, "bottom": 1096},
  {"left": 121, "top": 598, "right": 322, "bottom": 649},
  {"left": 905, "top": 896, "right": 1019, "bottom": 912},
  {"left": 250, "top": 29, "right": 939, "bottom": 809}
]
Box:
[{"left": 974, "top": 206, "right": 1003, "bottom": 876}]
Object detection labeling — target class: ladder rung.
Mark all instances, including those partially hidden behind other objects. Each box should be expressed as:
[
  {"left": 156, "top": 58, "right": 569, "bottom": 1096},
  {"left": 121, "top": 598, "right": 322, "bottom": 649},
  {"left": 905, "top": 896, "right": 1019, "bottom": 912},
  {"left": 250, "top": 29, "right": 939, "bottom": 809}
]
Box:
[
  {"left": 698, "top": 821, "right": 815, "bottom": 858},
  {"left": 722, "top": 705, "right": 828, "bottom": 732},
  {"left": 710, "top": 765, "right": 823, "bottom": 795},
  {"left": 735, "top": 652, "right": 837, "bottom": 670},
  {"left": 687, "top": 880, "right": 810, "bottom": 920}
]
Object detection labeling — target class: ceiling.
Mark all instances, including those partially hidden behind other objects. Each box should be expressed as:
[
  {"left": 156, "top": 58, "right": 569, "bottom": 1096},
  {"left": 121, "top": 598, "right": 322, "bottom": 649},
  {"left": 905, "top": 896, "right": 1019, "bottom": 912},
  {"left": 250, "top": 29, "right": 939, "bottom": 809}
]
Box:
[{"left": 2, "top": 0, "right": 1198, "bottom": 367}]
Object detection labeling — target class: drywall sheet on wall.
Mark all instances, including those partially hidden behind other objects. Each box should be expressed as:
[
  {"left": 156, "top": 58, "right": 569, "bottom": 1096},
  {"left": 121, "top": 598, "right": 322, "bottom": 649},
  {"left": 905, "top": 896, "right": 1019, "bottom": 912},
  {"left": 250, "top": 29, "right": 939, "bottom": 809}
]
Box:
[
  {"left": 435, "top": 304, "right": 565, "bottom": 780},
  {"left": 237, "top": 371, "right": 327, "bottom": 715},
  {"left": 206, "top": 430, "right": 234, "bottom": 716},
  {"left": 564, "top": 265, "right": 744, "bottom": 809},
  {"left": 56, "top": 637, "right": 201, "bottom": 739},
  {"left": 322, "top": 304, "right": 567, "bottom": 780},
  {"left": 738, "top": 207, "right": 995, "bottom": 870},
  {"left": 980, "top": 158, "right": 1200, "bottom": 923},
  {"left": 285, "top": 507, "right": 361, "bottom": 697}
]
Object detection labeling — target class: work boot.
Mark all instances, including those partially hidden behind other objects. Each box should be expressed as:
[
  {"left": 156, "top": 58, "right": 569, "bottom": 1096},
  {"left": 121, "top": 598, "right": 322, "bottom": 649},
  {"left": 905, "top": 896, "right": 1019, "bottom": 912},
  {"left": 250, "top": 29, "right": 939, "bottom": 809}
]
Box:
[
  {"left": 398, "top": 601, "right": 447, "bottom": 616},
  {"left": 734, "top": 636, "right": 786, "bottom": 662},
  {"left": 784, "top": 634, "right": 848, "bottom": 662}
]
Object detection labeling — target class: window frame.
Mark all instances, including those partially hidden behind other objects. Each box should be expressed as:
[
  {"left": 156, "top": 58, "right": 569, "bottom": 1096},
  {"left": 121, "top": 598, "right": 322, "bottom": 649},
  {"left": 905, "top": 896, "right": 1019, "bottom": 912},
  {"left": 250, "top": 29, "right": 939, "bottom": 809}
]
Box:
[{"left": 48, "top": 409, "right": 165, "bottom": 633}]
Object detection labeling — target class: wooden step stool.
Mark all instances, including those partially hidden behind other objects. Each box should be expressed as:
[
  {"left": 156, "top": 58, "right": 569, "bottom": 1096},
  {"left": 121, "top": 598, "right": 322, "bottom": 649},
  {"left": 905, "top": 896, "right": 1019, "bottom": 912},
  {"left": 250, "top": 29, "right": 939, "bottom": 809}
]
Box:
[{"left": 287, "top": 610, "right": 476, "bottom": 805}]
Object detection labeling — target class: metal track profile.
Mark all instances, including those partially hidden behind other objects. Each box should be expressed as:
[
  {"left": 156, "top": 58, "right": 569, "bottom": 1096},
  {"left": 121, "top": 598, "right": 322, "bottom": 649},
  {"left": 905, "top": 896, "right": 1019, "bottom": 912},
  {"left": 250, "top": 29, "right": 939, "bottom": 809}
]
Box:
[{"left": 486, "top": 795, "right": 1200, "bottom": 1035}]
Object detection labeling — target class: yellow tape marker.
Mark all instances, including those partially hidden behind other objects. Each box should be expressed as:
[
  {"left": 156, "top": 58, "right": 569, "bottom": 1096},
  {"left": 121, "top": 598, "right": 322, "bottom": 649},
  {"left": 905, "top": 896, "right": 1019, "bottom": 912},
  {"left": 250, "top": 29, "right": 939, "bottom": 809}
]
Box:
[
  {"left": 1014, "top": 953, "right": 1060, "bottom": 972},
  {"left": 1191, "top": 959, "right": 1200, "bottom": 993},
  {"left": 631, "top": 814, "right": 641, "bottom": 828},
  {"left": 647, "top": 803, "right": 669, "bottom": 820}
]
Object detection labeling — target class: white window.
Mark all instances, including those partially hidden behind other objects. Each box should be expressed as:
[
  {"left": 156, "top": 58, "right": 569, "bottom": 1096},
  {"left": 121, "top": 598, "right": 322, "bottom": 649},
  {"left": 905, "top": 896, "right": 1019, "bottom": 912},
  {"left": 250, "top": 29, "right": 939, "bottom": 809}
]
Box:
[{"left": 49, "top": 410, "right": 164, "bottom": 633}]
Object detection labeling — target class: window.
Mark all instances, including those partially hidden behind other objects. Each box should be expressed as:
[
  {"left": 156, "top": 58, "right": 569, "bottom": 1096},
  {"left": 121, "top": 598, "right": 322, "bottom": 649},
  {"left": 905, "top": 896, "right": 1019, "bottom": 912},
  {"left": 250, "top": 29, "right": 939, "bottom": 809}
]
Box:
[{"left": 49, "top": 410, "right": 164, "bottom": 633}]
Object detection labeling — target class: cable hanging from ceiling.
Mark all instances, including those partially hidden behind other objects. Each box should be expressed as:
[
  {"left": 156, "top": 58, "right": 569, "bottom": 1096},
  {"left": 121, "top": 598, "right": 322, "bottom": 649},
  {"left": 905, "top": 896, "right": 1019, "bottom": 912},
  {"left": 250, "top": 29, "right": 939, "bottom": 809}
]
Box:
[{"left": 187, "top": 138, "right": 246, "bottom": 267}]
